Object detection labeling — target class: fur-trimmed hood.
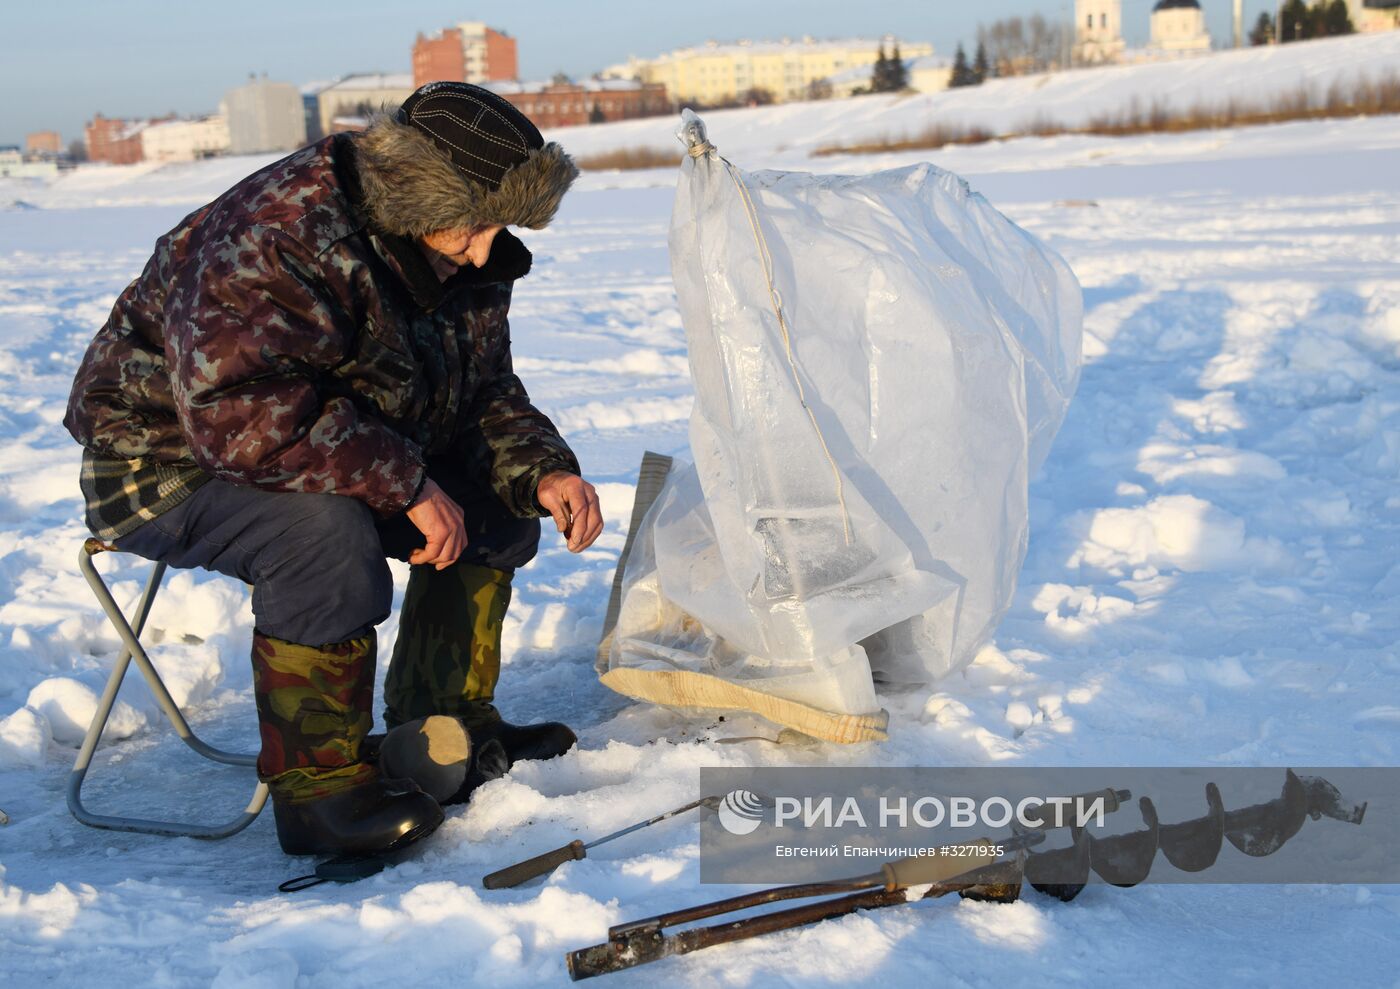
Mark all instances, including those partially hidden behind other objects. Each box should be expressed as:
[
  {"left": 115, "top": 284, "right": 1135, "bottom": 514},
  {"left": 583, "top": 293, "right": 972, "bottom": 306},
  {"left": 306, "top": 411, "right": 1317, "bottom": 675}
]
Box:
[{"left": 354, "top": 116, "right": 578, "bottom": 237}]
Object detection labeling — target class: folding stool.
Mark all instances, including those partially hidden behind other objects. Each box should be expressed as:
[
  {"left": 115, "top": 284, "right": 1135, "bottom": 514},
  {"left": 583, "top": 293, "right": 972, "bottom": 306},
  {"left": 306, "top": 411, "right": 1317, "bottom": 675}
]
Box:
[{"left": 70, "top": 538, "right": 268, "bottom": 838}]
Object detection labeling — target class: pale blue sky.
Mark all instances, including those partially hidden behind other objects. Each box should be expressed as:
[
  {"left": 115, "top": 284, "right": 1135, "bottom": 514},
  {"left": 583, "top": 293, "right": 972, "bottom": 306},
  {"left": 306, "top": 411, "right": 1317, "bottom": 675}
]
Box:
[{"left": 0, "top": 0, "right": 1273, "bottom": 146}]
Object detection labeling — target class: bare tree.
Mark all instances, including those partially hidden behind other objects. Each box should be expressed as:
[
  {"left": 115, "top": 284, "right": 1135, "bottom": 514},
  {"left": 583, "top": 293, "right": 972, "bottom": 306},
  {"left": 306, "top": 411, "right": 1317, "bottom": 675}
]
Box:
[
  {"left": 977, "top": 14, "right": 1068, "bottom": 77},
  {"left": 1026, "top": 14, "right": 1066, "bottom": 71}
]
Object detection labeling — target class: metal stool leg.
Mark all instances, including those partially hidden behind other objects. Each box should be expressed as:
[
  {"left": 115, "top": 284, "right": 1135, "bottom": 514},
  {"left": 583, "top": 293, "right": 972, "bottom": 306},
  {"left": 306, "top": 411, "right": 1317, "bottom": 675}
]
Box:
[{"left": 69, "top": 539, "right": 269, "bottom": 839}]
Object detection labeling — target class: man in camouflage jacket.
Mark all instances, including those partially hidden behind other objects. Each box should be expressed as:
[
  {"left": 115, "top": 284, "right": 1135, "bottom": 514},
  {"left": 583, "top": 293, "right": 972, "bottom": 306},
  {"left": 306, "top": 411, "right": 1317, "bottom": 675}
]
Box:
[{"left": 64, "top": 83, "right": 601, "bottom": 857}]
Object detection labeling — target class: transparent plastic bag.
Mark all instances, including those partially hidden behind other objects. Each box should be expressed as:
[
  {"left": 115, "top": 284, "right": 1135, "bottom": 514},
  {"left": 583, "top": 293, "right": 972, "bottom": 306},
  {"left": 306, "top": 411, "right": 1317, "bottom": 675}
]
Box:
[{"left": 601, "top": 112, "right": 1082, "bottom": 740}]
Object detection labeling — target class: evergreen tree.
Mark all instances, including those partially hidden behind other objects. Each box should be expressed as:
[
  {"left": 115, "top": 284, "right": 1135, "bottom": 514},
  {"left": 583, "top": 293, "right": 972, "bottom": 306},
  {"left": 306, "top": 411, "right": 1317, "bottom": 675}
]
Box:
[
  {"left": 949, "top": 44, "right": 973, "bottom": 88},
  {"left": 889, "top": 43, "right": 909, "bottom": 91},
  {"left": 872, "top": 44, "right": 891, "bottom": 92},
  {"left": 1279, "top": 0, "right": 1309, "bottom": 41},
  {"left": 1321, "top": 0, "right": 1354, "bottom": 35},
  {"left": 973, "top": 41, "right": 989, "bottom": 84},
  {"left": 1249, "top": 11, "right": 1276, "bottom": 45}
]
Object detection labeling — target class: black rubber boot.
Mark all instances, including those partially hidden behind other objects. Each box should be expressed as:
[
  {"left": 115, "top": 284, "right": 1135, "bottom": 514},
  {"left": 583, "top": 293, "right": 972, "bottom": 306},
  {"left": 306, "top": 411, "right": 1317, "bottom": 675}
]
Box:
[
  {"left": 272, "top": 773, "right": 444, "bottom": 857},
  {"left": 471, "top": 714, "right": 578, "bottom": 765}
]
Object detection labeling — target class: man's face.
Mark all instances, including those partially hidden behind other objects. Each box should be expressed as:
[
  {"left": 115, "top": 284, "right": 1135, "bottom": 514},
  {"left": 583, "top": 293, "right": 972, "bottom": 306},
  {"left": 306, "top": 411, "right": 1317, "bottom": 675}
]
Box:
[{"left": 420, "top": 224, "right": 506, "bottom": 268}]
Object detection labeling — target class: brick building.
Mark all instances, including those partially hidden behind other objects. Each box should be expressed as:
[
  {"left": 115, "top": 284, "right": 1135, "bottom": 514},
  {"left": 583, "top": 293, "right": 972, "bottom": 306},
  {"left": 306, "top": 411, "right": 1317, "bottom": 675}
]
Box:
[
  {"left": 84, "top": 114, "right": 163, "bottom": 165},
  {"left": 483, "top": 79, "right": 671, "bottom": 129},
  {"left": 413, "top": 22, "right": 518, "bottom": 87},
  {"left": 25, "top": 131, "right": 62, "bottom": 156},
  {"left": 414, "top": 28, "right": 466, "bottom": 84}
]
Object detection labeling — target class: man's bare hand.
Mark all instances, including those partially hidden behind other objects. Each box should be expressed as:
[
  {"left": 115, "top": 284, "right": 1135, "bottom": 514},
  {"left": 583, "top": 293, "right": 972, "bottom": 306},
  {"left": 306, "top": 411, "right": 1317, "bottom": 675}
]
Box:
[
  {"left": 406, "top": 477, "right": 466, "bottom": 570},
  {"left": 537, "top": 471, "right": 604, "bottom": 553}
]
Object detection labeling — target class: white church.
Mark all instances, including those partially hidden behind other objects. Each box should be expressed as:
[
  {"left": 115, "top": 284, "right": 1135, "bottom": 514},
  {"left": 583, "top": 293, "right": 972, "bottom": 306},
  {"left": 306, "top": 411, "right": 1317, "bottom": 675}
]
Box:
[
  {"left": 1076, "top": 0, "right": 1399, "bottom": 64},
  {"left": 1075, "top": 0, "right": 1213, "bottom": 64}
]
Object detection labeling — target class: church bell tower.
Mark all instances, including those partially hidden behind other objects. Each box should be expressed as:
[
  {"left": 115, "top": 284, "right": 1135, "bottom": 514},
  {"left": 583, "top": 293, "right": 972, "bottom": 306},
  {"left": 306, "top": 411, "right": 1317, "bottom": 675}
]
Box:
[{"left": 1074, "top": 0, "right": 1126, "bottom": 65}]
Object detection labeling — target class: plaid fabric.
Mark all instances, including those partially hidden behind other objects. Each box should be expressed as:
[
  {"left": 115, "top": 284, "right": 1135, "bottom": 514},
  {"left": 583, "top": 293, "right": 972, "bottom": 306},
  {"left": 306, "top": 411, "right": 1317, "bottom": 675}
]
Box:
[{"left": 79, "top": 449, "right": 211, "bottom": 541}]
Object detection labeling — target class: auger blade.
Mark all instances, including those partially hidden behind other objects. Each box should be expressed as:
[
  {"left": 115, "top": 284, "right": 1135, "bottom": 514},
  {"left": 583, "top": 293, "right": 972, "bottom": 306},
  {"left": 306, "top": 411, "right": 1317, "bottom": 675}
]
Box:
[
  {"left": 1025, "top": 826, "right": 1091, "bottom": 901},
  {"left": 959, "top": 856, "right": 1025, "bottom": 904},
  {"left": 1087, "top": 797, "right": 1160, "bottom": 887},
  {"left": 1297, "top": 774, "right": 1367, "bottom": 826},
  {"left": 1224, "top": 769, "right": 1307, "bottom": 857},
  {"left": 1157, "top": 782, "right": 1226, "bottom": 873}
]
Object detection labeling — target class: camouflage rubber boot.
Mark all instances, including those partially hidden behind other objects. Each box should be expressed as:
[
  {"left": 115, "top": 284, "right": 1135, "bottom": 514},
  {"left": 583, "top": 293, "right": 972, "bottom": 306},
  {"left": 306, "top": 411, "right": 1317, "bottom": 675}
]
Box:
[
  {"left": 252, "top": 630, "right": 379, "bottom": 801},
  {"left": 383, "top": 563, "right": 512, "bottom": 729},
  {"left": 252, "top": 630, "right": 443, "bottom": 856}
]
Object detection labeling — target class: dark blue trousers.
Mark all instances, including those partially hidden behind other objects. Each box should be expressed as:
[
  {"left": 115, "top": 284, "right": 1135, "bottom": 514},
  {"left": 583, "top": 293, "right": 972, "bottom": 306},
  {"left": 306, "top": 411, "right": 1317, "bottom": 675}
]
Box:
[{"left": 113, "top": 459, "right": 540, "bottom": 646}]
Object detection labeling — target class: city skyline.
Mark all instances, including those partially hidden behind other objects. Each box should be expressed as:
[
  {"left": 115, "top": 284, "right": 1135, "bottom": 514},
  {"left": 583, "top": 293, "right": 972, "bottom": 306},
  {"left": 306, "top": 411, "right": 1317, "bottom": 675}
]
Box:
[{"left": 0, "top": 0, "right": 1277, "bottom": 146}]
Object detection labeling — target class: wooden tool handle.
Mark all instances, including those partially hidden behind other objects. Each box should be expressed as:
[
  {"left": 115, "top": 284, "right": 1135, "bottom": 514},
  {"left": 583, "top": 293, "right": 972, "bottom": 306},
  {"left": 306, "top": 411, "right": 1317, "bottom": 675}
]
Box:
[
  {"left": 881, "top": 838, "right": 999, "bottom": 889},
  {"left": 483, "top": 839, "right": 587, "bottom": 889}
]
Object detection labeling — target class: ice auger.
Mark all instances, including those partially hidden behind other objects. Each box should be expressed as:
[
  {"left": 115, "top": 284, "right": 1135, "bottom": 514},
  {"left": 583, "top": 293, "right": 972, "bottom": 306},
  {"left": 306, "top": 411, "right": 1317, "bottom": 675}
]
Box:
[{"left": 564, "top": 771, "right": 1366, "bottom": 980}]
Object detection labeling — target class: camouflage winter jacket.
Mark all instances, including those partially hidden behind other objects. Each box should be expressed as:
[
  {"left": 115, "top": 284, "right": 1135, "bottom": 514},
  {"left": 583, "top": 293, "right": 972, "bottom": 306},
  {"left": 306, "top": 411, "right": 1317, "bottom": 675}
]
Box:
[{"left": 64, "top": 134, "right": 579, "bottom": 537}]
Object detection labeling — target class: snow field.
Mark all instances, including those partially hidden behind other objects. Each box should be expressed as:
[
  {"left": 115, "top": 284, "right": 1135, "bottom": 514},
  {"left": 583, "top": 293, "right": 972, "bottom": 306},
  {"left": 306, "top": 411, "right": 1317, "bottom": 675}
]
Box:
[{"left": 2, "top": 106, "right": 1399, "bottom": 983}]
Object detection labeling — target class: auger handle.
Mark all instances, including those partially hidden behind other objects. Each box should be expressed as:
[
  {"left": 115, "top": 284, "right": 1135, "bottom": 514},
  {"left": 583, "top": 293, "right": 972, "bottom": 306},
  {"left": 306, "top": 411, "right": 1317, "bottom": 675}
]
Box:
[
  {"left": 484, "top": 839, "right": 587, "bottom": 889},
  {"left": 881, "top": 838, "right": 999, "bottom": 890}
]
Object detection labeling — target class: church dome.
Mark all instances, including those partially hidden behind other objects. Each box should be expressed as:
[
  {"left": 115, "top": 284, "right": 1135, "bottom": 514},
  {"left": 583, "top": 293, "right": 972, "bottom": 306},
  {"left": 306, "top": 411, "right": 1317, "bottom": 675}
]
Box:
[{"left": 1153, "top": 0, "right": 1201, "bottom": 9}]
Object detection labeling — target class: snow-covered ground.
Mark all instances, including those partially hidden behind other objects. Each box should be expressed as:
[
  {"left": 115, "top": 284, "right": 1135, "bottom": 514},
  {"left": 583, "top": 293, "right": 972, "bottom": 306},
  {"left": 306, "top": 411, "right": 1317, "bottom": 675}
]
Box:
[{"left": 2, "top": 106, "right": 1399, "bottom": 983}]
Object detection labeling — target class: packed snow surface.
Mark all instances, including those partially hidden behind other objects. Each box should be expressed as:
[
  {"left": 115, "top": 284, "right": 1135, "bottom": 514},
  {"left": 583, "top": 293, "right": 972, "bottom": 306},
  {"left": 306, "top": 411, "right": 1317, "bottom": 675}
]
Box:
[{"left": 2, "top": 64, "right": 1399, "bottom": 988}]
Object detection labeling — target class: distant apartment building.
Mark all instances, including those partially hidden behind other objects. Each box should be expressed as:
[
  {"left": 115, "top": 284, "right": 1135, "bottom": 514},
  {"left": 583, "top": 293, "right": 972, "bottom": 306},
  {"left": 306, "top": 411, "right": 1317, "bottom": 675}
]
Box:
[
  {"left": 413, "top": 22, "right": 518, "bottom": 86},
  {"left": 224, "top": 77, "right": 307, "bottom": 154},
  {"left": 25, "top": 131, "right": 62, "bottom": 156},
  {"left": 85, "top": 114, "right": 159, "bottom": 165},
  {"left": 312, "top": 74, "right": 415, "bottom": 137},
  {"left": 604, "top": 36, "right": 934, "bottom": 105},
  {"left": 483, "top": 78, "right": 670, "bottom": 128},
  {"left": 141, "top": 116, "right": 230, "bottom": 162}
]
